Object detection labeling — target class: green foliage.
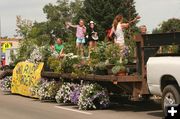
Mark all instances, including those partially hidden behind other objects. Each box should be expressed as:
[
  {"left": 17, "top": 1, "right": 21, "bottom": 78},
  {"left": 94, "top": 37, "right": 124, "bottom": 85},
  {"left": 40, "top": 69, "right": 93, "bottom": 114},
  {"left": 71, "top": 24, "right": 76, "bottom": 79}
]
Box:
[
  {"left": 16, "top": 16, "right": 33, "bottom": 38},
  {"left": 64, "top": 39, "right": 77, "bottom": 54},
  {"left": 75, "top": 0, "right": 138, "bottom": 40},
  {"left": 105, "top": 43, "right": 121, "bottom": 64},
  {"left": 152, "top": 18, "right": 180, "bottom": 53},
  {"left": 47, "top": 56, "right": 62, "bottom": 72},
  {"left": 153, "top": 18, "right": 180, "bottom": 33},
  {"left": 61, "top": 55, "right": 81, "bottom": 73},
  {"left": 112, "top": 65, "right": 126, "bottom": 75},
  {"left": 43, "top": 0, "right": 83, "bottom": 39}
]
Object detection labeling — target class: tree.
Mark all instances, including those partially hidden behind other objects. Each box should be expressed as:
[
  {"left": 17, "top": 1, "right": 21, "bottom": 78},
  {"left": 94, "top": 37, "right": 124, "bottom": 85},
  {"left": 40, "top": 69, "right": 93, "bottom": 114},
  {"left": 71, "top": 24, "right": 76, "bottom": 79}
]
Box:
[
  {"left": 153, "top": 18, "right": 180, "bottom": 33},
  {"left": 75, "top": 0, "right": 138, "bottom": 40},
  {"left": 152, "top": 18, "right": 180, "bottom": 53},
  {"left": 43, "top": 0, "right": 83, "bottom": 41},
  {"left": 16, "top": 16, "right": 33, "bottom": 38}
]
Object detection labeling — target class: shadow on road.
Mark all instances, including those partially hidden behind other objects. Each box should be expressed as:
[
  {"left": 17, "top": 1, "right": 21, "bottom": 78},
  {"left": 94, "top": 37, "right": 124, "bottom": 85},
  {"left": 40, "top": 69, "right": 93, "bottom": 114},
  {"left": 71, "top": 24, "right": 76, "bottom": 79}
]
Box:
[{"left": 108, "top": 101, "right": 163, "bottom": 117}]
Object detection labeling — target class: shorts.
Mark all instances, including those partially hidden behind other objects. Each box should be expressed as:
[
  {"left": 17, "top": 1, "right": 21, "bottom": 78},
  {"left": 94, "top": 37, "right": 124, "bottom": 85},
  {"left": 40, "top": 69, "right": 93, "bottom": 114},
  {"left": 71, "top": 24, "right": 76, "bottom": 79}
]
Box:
[{"left": 76, "top": 38, "right": 85, "bottom": 44}]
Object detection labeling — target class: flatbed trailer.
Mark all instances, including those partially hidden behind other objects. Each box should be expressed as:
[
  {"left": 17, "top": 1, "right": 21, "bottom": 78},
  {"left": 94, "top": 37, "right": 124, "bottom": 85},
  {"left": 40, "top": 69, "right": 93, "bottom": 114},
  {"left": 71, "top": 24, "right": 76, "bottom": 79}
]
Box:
[
  {"left": 42, "top": 32, "right": 180, "bottom": 101},
  {"left": 2, "top": 32, "right": 180, "bottom": 101}
]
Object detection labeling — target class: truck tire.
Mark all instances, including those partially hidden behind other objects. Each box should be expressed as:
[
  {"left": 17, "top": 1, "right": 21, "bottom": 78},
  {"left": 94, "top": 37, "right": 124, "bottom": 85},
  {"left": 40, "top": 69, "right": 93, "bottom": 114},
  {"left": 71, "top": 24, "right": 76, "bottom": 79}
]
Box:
[{"left": 162, "top": 85, "right": 180, "bottom": 113}]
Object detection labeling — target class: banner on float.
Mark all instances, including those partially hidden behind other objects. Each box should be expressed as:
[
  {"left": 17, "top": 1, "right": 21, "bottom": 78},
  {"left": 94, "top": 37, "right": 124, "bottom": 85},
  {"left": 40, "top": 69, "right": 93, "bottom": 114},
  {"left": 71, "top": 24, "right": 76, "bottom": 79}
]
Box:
[{"left": 11, "top": 62, "right": 44, "bottom": 97}]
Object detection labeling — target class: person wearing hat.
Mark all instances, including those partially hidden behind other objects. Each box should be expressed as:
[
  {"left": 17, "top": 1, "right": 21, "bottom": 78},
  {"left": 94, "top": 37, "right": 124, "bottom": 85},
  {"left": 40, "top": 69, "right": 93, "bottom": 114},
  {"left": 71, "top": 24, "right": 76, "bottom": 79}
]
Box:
[{"left": 86, "top": 21, "right": 99, "bottom": 57}]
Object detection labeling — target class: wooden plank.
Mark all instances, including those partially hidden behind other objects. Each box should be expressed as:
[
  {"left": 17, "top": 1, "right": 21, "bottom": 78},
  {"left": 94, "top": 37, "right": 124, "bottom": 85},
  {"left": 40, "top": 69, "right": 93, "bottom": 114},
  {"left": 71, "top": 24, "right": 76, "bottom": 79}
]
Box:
[
  {"left": 42, "top": 71, "right": 142, "bottom": 83},
  {"left": 116, "top": 75, "right": 142, "bottom": 82}
]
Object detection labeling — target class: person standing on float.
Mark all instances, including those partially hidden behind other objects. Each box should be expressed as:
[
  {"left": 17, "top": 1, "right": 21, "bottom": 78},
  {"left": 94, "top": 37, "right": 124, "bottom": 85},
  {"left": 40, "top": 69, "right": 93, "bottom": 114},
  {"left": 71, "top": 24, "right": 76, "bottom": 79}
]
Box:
[{"left": 109, "top": 14, "right": 141, "bottom": 46}]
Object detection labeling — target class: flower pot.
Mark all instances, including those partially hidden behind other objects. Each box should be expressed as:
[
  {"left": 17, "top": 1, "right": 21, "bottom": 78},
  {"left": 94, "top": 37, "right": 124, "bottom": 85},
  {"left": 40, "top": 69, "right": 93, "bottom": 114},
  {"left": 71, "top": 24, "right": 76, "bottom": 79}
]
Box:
[
  {"left": 116, "top": 70, "right": 126, "bottom": 76},
  {"left": 106, "top": 64, "right": 115, "bottom": 75},
  {"left": 95, "top": 69, "right": 108, "bottom": 75}
]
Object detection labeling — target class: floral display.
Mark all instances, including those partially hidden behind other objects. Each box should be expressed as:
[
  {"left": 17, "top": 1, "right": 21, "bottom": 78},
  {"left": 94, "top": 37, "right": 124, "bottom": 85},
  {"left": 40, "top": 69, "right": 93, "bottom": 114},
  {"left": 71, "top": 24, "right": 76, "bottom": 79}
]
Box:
[
  {"left": 60, "top": 54, "right": 81, "bottom": 73},
  {"left": 0, "top": 76, "right": 12, "bottom": 92},
  {"left": 27, "top": 46, "right": 43, "bottom": 63},
  {"left": 29, "top": 78, "right": 45, "bottom": 97},
  {"left": 78, "top": 83, "right": 110, "bottom": 110},
  {"left": 55, "top": 83, "right": 72, "bottom": 103},
  {"left": 55, "top": 83, "right": 81, "bottom": 104},
  {"left": 70, "top": 84, "right": 81, "bottom": 104},
  {"left": 37, "top": 80, "right": 60, "bottom": 101}
]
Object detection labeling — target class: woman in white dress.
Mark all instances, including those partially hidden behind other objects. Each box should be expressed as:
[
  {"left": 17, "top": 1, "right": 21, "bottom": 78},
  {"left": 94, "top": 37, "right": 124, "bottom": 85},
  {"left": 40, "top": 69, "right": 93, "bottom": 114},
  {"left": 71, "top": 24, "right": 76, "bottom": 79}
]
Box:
[{"left": 109, "top": 14, "right": 140, "bottom": 46}]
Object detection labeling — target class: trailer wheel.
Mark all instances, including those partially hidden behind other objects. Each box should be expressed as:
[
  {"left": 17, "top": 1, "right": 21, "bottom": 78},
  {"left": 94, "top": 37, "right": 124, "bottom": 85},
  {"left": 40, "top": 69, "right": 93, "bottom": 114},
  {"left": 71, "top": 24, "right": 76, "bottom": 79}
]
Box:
[{"left": 162, "top": 85, "right": 180, "bottom": 113}]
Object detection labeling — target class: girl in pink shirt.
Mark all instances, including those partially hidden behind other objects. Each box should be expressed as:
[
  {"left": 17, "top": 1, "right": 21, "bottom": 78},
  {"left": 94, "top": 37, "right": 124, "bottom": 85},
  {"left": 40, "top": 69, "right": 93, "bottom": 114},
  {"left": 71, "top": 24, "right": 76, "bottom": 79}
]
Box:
[{"left": 67, "top": 19, "right": 86, "bottom": 56}]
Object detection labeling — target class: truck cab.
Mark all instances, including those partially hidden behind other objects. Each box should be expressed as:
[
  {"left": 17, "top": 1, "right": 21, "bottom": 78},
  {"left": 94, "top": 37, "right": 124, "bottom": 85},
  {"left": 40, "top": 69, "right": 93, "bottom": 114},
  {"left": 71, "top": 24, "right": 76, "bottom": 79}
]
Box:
[{"left": 135, "top": 32, "right": 180, "bottom": 112}]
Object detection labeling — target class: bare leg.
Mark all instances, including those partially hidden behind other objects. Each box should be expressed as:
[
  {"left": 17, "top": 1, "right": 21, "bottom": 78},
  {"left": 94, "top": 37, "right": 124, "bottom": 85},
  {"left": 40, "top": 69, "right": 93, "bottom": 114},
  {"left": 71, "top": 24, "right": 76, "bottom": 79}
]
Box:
[
  {"left": 80, "top": 43, "right": 84, "bottom": 57},
  {"left": 76, "top": 43, "right": 81, "bottom": 55},
  {"left": 89, "top": 41, "right": 93, "bottom": 57}
]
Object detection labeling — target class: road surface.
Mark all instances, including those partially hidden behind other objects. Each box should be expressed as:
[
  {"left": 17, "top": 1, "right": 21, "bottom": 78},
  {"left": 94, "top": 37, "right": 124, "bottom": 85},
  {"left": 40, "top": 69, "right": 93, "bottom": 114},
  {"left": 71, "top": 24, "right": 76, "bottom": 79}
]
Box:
[{"left": 0, "top": 91, "right": 163, "bottom": 119}]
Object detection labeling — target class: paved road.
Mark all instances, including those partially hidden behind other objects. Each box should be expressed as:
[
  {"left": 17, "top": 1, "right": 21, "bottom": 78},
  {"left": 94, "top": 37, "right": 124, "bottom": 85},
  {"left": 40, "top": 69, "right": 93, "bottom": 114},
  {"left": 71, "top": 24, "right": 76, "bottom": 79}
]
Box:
[{"left": 0, "top": 91, "right": 163, "bottom": 119}]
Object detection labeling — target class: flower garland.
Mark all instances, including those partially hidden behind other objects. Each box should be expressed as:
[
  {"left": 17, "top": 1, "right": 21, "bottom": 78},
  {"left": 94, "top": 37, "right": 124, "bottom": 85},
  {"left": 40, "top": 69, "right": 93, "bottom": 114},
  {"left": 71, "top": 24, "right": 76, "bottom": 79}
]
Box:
[{"left": 0, "top": 76, "right": 12, "bottom": 92}]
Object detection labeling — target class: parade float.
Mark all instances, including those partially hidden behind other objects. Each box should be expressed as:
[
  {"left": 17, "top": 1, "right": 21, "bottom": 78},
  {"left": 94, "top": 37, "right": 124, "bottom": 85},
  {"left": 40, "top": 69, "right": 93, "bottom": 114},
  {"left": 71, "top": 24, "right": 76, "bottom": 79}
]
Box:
[{"left": 1, "top": 32, "right": 180, "bottom": 110}]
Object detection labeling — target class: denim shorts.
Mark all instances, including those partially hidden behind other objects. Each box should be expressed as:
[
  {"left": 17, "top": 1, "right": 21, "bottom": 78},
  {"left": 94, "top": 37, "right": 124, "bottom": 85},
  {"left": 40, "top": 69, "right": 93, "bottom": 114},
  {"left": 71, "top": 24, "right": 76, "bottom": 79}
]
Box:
[{"left": 76, "top": 38, "right": 85, "bottom": 44}]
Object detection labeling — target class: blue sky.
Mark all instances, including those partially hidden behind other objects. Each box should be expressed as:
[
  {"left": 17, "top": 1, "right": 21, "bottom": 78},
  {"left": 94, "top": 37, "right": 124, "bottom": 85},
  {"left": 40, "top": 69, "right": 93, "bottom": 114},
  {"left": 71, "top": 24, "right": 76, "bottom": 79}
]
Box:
[{"left": 0, "top": 0, "right": 180, "bottom": 37}]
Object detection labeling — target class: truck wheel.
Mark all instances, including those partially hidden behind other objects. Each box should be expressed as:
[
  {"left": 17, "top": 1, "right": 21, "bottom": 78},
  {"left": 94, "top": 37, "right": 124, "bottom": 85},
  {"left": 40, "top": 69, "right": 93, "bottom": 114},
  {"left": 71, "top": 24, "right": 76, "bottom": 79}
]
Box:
[{"left": 162, "top": 85, "right": 180, "bottom": 112}]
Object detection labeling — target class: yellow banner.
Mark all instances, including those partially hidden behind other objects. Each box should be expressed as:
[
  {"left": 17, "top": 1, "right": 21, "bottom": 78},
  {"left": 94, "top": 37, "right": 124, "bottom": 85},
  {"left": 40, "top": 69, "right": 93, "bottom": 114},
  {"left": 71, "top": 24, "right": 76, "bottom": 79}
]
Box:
[{"left": 11, "top": 62, "right": 44, "bottom": 97}]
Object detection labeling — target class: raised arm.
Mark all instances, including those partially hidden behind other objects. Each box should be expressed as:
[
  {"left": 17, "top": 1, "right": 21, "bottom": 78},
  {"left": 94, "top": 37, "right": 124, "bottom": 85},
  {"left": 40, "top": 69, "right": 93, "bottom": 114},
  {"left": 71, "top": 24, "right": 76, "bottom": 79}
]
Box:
[
  {"left": 109, "top": 27, "right": 114, "bottom": 38},
  {"left": 68, "top": 22, "right": 78, "bottom": 28},
  {"left": 121, "top": 15, "right": 141, "bottom": 29}
]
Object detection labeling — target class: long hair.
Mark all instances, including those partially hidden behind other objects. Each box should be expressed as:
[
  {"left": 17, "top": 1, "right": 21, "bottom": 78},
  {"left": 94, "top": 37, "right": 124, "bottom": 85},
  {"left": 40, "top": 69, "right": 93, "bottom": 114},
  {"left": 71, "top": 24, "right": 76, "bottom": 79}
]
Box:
[{"left": 113, "top": 15, "right": 123, "bottom": 31}]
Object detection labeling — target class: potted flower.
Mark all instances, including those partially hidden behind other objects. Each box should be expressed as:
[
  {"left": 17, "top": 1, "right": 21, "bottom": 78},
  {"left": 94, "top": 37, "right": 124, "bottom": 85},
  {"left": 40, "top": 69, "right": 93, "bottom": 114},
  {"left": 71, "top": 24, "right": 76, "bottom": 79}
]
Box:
[
  {"left": 112, "top": 64, "right": 126, "bottom": 76},
  {"left": 112, "top": 55, "right": 128, "bottom": 76},
  {"left": 78, "top": 83, "right": 110, "bottom": 110},
  {"left": 94, "top": 62, "right": 108, "bottom": 75}
]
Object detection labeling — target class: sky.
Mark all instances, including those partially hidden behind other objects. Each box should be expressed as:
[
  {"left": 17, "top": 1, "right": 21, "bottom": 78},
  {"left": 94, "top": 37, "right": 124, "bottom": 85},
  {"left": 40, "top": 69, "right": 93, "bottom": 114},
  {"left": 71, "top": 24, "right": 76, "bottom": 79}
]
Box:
[{"left": 0, "top": 0, "right": 180, "bottom": 37}]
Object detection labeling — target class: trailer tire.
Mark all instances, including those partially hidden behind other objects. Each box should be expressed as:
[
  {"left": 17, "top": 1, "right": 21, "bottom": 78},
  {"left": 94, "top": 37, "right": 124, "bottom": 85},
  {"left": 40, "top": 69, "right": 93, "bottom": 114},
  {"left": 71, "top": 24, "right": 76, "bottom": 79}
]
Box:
[{"left": 162, "top": 85, "right": 180, "bottom": 114}]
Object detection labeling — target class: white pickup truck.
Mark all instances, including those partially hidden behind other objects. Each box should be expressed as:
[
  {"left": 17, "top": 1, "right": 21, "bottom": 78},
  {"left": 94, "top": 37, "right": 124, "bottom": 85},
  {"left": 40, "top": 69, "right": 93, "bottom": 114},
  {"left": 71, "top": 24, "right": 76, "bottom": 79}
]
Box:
[{"left": 147, "top": 57, "right": 180, "bottom": 110}]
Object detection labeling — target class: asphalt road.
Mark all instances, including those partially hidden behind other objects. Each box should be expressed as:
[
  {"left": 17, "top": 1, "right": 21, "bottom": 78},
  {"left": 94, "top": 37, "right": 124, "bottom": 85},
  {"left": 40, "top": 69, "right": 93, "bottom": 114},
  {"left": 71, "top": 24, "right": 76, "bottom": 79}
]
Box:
[{"left": 0, "top": 91, "right": 163, "bottom": 119}]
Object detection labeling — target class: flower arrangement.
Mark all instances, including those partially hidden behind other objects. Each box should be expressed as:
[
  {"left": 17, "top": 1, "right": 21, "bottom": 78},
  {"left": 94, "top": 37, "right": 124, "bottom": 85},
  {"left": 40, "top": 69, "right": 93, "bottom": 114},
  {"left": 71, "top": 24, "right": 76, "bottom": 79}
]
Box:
[
  {"left": 78, "top": 83, "right": 110, "bottom": 110},
  {"left": 29, "top": 78, "right": 45, "bottom": 97},
  {"left": 27, "top": 46, "right": 43, "bottom": 63},
  {"left": 94, "top": 62, "right": 108, "bottom": 75},
  {"left": 112, "top": 65, "right": 126, "bottom": 75},
  {"left": 60, "top": 54, "right": 81, "bottom": 73},
  {"left": 55, "top": 83, "right": 81, "bottom": 104},
  {"left": 55, "top": 83, "right": 72, "bottom": 103},
  {"left": 111, "top": 45, "right": 129, "bottom": 75},
  {"left": 47, "top": 56, "right": 62, "bottom": 72},
  {"left": 72, "top": 60, "right": 92, "bottom": 77},
  {"left": 105, "top": 43, "right": 121, "bottom": 65},
  {"left": 70, "top": 84, "right": 81, "bottom": 104},
  {"left": 0, "top": 76, "right": 12, "bottom": 92},
  {"left": 37, "top": 80, "right": 60, "bottom": 101}
]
